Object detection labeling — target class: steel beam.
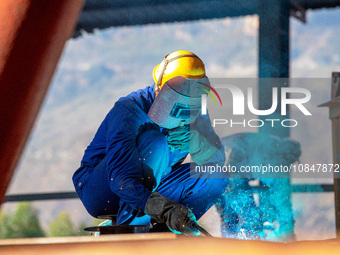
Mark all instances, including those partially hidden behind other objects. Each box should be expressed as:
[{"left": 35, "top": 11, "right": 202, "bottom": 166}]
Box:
[
  {"left": 0, "top": 0, "right": 84, "bottom": 207},
  {"left": 74, "top": 0, "right": 340, "bottom": 37},
  {"left": 74, "top": 0, "right": 259, "bottom": 37},
  {"left": 258, "top": 0, "right": 290, "bottom": 137},
  {"left": 320, "top": 73, "right": 340, "bottom": 237},
  {"left": 1, "top": 234, "right": 340, "bottom": 255}
]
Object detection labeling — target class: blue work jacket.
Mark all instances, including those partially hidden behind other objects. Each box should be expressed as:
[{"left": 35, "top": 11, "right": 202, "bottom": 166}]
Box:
[{"left": 74, "top": 85, "right": 225, "bottom": 212}]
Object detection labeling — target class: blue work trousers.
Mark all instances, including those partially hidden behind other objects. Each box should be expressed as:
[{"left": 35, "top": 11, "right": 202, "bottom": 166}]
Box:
[{"left": 74, "top": 129, "right": 228, "bottom": 225}]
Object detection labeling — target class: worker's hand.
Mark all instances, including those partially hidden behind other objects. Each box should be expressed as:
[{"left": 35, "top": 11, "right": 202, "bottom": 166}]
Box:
[
  {"left": 167, "top": 125, "right": 190, "bottom": 153},
  {"left": 189, "top": 129, "right": 217, "bottom": 165},
  {"left": 144, "top": 192, "right": 200, "bottom": 236},
  {"left": 167, "top": 125, "right": 217, "bottom": 165}
]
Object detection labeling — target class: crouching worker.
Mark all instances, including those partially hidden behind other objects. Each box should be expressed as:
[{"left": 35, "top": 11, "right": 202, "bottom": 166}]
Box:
[{"left": 72, "top": 50, "right": 228, "bottom": 235}]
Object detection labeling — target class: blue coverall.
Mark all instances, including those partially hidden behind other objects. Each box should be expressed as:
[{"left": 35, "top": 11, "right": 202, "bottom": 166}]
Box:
[{"left": 73, "top": 85, "right": 228, "bottom": 225}]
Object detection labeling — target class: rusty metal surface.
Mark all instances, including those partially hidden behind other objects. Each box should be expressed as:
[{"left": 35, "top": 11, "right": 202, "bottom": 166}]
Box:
[
  {"left": 0, "top": 0, "right": 84, "bottom": 206},
  {"left": 0, "top": 234, "right": 340, "bottom": 255}
]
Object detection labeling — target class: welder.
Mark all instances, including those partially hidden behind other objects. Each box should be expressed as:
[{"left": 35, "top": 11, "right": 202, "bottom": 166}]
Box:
[{"left": 72, "top": 50, "right": 228, "bottom": 235}]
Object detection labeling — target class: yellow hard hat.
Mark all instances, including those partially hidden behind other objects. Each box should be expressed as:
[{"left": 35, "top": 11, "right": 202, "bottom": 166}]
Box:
[{"left": 153, "top": 50, "right": 205, "bottom": 92}]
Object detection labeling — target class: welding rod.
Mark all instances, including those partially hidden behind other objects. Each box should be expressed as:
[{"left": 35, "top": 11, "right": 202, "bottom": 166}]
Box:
[{"left": 190, "top": 222, "right": 212, "bottom": 237}]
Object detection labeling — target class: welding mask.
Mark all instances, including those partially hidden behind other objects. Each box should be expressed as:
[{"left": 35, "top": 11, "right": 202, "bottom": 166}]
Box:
[{"left": 148, "top": 76, "right": 210, "bottom": 129}]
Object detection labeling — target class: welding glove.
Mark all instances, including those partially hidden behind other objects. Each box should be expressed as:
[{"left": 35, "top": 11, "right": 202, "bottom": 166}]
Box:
[
  {"left": 167, "top": 125, "right": 217, "bottom": 165},
  {"left": 167, "top": 125, "right": 191, "bottom": 152},
  {"left": 144, "top": 192, "right": 200, "bottom": 236}
]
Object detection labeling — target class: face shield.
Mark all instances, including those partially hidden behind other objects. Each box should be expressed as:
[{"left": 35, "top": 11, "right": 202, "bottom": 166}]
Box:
[{"left": 148, "top": 76, "right": 210, "bottom": 129}]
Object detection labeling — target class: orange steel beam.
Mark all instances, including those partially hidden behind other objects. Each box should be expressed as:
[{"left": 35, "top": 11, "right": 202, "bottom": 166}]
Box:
[
  {"left": 0, "top": 234, "right": 340, "bottom": 255},
  {"left": 0, "top": 0, "right": 84, "bottom": 206}
]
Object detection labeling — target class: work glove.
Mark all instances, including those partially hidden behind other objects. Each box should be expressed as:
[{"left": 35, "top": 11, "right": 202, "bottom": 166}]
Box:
[
  {"left": 144, "top": 192, "right": 200, "bottom": 236},
  {"left": 166, "top": 125, "right": 190, "bottom": 152},
  {"left": 167, "top": 125, "right": 217, "bottom": 165}
]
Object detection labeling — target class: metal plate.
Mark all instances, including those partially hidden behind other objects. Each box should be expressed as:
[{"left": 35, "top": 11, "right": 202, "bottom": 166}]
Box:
[{"left": 84, "top": 225, "right": 151, "bottom": 235}]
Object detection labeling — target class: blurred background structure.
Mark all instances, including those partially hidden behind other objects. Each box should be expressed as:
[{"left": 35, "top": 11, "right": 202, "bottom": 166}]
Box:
[{"left": 1, "top": 0, "right": 340, "bottom": 246}]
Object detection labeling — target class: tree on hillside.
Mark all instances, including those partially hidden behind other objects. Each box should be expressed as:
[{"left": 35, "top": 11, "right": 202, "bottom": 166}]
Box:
[
  {"left": 0, "top": 202, "right": 45, "bottom": 239},
  {"left": 0, "top": 211, "right": 13, "bottom": 238},
  {"left": 76, "top": 222, "right": 88, "bottom": 236},
  {"left": 48, "top": 211, "right": 77, "bottom": 237}
]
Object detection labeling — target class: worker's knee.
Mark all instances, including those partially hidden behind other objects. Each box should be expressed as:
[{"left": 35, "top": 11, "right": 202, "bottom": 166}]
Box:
[
  {"left": 137, "top": 128, "right": 170, "bottom": 189},
  {"left": 199, "top": 178, "right": 229, "bottom": 198}
]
